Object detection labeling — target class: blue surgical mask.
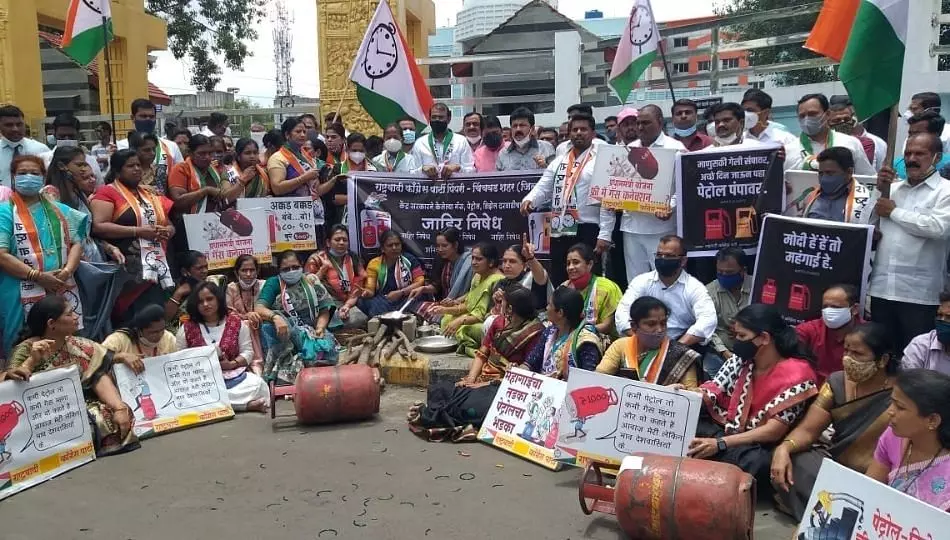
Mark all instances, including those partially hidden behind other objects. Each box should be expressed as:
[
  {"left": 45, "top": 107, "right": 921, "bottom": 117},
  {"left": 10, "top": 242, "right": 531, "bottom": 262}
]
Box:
[
  {"left": 936, "top": 320, "right": 950, "bottom": 346},
  {"left": 134, "top": 119, "right": 157, "bottom": 134},
  {"left": 329, "top": 248, "right": 347, "bottom": 258},
  {"left": 14, "top": 173, "right": 44, "bottom": 196},
  {"left": 673, "top": 125, "right": 697, "bottom": 137},
  {"left": 403, "top": 130, "right": 417, "bottom": 144},
  {"left": 716, "top": 272, "right": 744, "bottom": 290},
  {"left": 280, "top": 269, "right": 303, "bottom": 285},
  {"left": 819, "top": 174, "right": 849, "bottom": 195}
]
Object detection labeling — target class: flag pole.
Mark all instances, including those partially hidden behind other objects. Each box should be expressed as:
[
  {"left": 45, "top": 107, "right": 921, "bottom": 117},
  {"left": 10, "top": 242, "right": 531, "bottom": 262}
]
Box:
[
  {"left": 880, "top": 104, "right": 899, "bottom": 198},
  {"left": 657, "top": 40, "right": 677, "bottom": 103},
  {"left": 101, "top": 16, "right": 117, "bottom": 145}
]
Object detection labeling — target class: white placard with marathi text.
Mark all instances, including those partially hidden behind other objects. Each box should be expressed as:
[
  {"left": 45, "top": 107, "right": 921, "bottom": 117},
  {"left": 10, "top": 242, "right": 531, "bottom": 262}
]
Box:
[
  {"left": 183, "top": 208, "right": 271, "bottom": 270},
  {"left": 237, "top": 197, "right": 319, "bottom": 252},
  {"left": 589, "top": 145, "right": 677, "bottom": 213}
]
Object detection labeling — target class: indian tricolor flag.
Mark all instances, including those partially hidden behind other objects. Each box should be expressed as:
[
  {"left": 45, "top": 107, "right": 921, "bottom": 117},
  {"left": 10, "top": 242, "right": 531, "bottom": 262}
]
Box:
[
  {"left": 609, "top": 0, "right": 660, "bottom": 104},
  {"left": 62, "top": 0, "right": 113, "bottom": 66},
  {"left": 806, "top": 0, "right": 909, "bottom": 120},
  {"left": 349, "top": 0, "right": 434, "bottom": 129}
]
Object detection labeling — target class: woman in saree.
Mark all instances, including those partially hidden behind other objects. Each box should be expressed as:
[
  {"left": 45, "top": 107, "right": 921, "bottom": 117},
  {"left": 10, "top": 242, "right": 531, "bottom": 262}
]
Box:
[
  {"left": 0, "top": 156, "right": 87, "bottom": 357},
  {"left": 407, "top": 285, "right": 544, "bottom": 443},
  {"left": 597, "top": 296, "right": 700, "bottom": 387},
  {"left": 255, "top": 250, "right": 338, "bottom": 385},
  {"left": 168, "top": 134, "right": 239, "bottom": 214},
  {"left": 129, "top": 132, "right": 169, "bottom": 196},
  {"left": 770, "top": 323, "right": 895, "bottom": 520},
  {"left": 227, "top": 138, "right": 270, "bottom": 198},
  {"left": 482, "top": 236, "right": 553, "bottom": 333},
  {"left": 562, "top": 243, "right": 621, "bottom": 337},
  {"left": 4, "top": 295, "right": 139, "bottom": 455},
  {"left": 304, "top": 225, "right": 369, "bottom": 330},
  {"left": 360, "top": 230, "right": 426, "bottom": 318},
  {"left": 177, "top": 282, "right": 269, "bottom": 412},
  {"left": 225, "top": 254, "right": 265, "bottom": 370},
  {"left": 90, "top": 150, "right": 175, "bottom": 325},
  {"left": 686, "top": 304, "right": 818, "bottom": 488},
  {"left": 102, "top": 303, "right": 176, "bottom": 362},
  {"left": 433, "top": 242, "right": 504, "bottom": 357},
  {"left": 524, "top": 286, "right": 604, "bottom": 379},
  {"left": 165, "top": 250, "right": 209, "bottom": 329},
  {"left": 412, "top": 227, "right": 473, "bottom": 322},
  {"left": 44, "top": 147, "right": 124, "bottom": 264},
  {"left": 866, "top": 369, "right": 950, "bottom": 511}
]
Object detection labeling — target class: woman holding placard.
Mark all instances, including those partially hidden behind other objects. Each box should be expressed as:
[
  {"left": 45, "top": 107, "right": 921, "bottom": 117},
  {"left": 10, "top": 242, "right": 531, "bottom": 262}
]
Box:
[
  {"left": 769, "top": 323, "right": 895, "bottom": 520},
  {"left": 102, "top": 304, "right": 176, "bottom": 364},
  {"left": 177, "top": 282, "right": 269, "bottom": 412},
  {"left": 865, "top": 369, "right": 950, "bottom": 511},
  {"left": 686, "top": 304, "right": 818, "bottom": 487},
  {"left": 4, "top": 295, "right": 140, "bottom": 456}
]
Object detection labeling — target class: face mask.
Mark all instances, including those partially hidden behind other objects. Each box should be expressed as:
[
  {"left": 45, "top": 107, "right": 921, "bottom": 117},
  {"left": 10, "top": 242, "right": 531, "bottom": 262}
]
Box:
[
  {"left": 714, "top": 133, "right": 738, "bottom": 146},
  {"left": 936, "top": 320, "right": 950, "bottom": 346},
  {"left": 799, "top": 115, "right": 826, "bottom": 137},
  {"left": 138, "top": 333, "right": 162, "bottom": 349},
  {"left": 732, "top": 337, "right": 761, "bottom": 362},
  {"left": 349, "top": 151, "right": 366, "bottom": 164},
  {"left": 384, "top": 138, "right": 402, "bottom": 153},
  {"left": 250, "top": 132, "right": 266, "bottom": 147},
  {"left": 842, "top": 355, "right": 878, "bottom": 383},
  {"left": 483, "top": 132, "right": 503, "bottom": 150},
  {"left": 821, "top": 306, "right": 852, "bottom": 330},
  {"left": 716, "top": 272, "right": 743, "bottom": 290},
  {"left": 280, "top": 269, "right": 303, "bottom": 285},
  {"left": 56, "top": 139, "right": 79, "bottom": 148},
  {"left": 430, "top": 120, "right": 448, "bottom": 135},
  {"left": 46, "top": 134, "right": 56, "bottom": 146},
  {"left": 636, "top": 329, "right": 666, "bottom": 350},
  {"left": 466, "top": 135, "right": 482, "bottom": 146},
  {"left": 513, "top": 135, "right": 531, "bottom": 148},
  {"left": 14, "top": 173, "right": 44, "bottom": 196},
  {"left": 744, "top": 112, "right": 760, "bottom": 132},
  {"left": 402, "top": 130, "right": 417, "bottom": 144},
  {"left": 673, "top": 125, "right": 697, "bottom": 138},
  {"left": 238, "top": 278, "right": 257, "bottom": 290},
  {"left": 830, "top": 118, "right": 856, "bottom": 134},
  {"left": 819, "top": 174, "right": 849, "bottom": 195},
  {"left": 902, "top": 109, "right": 914, "bottom": 121},
  {"left": 329, "top": 247, "right": 347, "bottom": 258},
  {"left": 705, "top": 123, "right": 716, "bottom": 137},
  {"left": 134, "top": 119, "right": 156, "bottom": 134},
  {"left": 654, "top": 257, "right": 681, "bottom": 277}
]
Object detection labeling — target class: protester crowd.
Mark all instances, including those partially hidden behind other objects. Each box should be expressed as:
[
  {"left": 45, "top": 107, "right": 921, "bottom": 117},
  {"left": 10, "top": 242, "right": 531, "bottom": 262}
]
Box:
[{"left": 2, "top": 88, "right": 950, "bottom": 515}]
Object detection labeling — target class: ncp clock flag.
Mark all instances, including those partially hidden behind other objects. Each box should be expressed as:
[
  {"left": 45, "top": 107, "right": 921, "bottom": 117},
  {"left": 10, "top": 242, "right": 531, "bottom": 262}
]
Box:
[
  {"left": 348, "top": 0, "right": 434, "bottom": 130},
  {"left": 609, "top": 0, "right": 660, "bottom": 104},
  {"left": 62, "top": 0, "right": 113, "bottom": 66}
]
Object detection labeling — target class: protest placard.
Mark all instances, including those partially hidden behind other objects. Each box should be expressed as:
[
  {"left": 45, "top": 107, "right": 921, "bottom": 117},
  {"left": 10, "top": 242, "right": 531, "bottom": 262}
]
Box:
[
  {"left": 676, "top": 145, "right": 784, "bottom": 256},
  {"left": 796, "top": 459, "right": 950, "bottom": 540},
  {"left": 237, "top": 197, "right": 319, "bottom": 252},
  {"left": 0, "top": 366, "right": 95, "bottom": 501},
  {"left": 784, "top": 171, "right": 877, "bottom": 218},
  {"left": 113, "top": 346, "right": 234, "bottom": 439},
  {"left": 183, "top": 208, "right": 270, "bottom": 270},
  {"left": 477, "top": 367, "right": 566, "bottom": 470},
  {"left": 553, "top": 368, "right": 700, "bottom": 468},
  {"left": 751, "top": 215, "right": 873, "bottom": 325},
  {"left": 347, "top": 171, "right": 548, "bottom": 268},
  {"left": 589, "top": 145, "right": 678, "bottom": 213}
]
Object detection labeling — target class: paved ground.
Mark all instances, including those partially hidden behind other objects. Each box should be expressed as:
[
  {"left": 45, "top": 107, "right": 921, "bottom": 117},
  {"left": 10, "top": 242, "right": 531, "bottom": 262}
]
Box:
[{"left": 0, "top": 388, "right": 798, "bottom": 540}]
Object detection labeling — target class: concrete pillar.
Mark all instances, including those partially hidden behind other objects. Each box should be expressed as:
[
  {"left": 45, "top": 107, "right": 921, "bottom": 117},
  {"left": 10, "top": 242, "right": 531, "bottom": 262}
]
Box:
[
  {"left": 897, "top": 0, "right": 940, "bottom": 144},
  {"left": 554, "top": 31, "right": 581, "bottom": 116},
  {"left": 0, "top": 0, "right": 46, "bottom": 125}
]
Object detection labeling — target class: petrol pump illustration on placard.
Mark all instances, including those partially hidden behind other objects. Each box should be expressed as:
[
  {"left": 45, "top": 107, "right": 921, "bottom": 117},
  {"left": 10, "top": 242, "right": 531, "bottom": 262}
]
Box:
[
  {"left": 704, "top": 209, "right": 732, "bottom": 241},
  {"left": 735, "top": 207, "right": 758, "bottom": 239}
]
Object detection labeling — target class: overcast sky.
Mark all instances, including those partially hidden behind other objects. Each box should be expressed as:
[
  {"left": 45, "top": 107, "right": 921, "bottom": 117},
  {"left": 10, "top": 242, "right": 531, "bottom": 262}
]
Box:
[{"left": 149, "top": 0, "right": 715, "bottom": 106}]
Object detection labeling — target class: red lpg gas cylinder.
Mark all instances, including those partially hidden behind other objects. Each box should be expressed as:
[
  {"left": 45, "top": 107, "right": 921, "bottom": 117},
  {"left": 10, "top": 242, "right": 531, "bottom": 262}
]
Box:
[
  {"left": 293, "top": 365, "right": 380, "bottom": 425},
  {"left": 579, "top": 455, "right": 755, "bottom": 540}
]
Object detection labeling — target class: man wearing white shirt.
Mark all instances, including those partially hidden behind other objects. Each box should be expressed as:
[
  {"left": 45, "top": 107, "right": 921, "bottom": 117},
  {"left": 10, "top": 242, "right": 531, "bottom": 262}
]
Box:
[
  {"left": 614, "top": 235, "right": 718, "bottom": 347},
  {"left": 0, "top": 105, "right": 50, "bottom": 188},
  {"left": 38, "top": 112, "right": 103, "bottom": 185},
  {"left": 521, "top": 113, "right": 601, "bottom": 285},
  {"left": 869, "top": 132, "right": 950, "bottom": 352},
  {"left": 116, "top": 98, "right": 184, "bottom": 166},
  {"left": 556, "top": 104, "right": 607, "bottom": 157},
  {"left": 597, "top": 105, "right": 684, "bottom": 282},
  {"left": 905, "top": 92, "right": 950, "bottom": 155},
  {"left": 742, "top": 89, "right": 804, "bottom": 170},
  {"left": 200, "top": 112, "right": 229, "bottom": 137},
  {"left": 796, "top": 93, "right": 875, "bottom": 176},
  {"left": 411, "top": 102, "right": 475, "bottom": 179}
]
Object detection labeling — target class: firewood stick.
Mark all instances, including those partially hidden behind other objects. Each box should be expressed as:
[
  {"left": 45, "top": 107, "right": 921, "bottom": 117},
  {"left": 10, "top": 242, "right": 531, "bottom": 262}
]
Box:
[
  {"left": 394, "top": 330, "right": 415, "bottom": 356},
  {"left": 344, "top": 345, "right": 363, "bottom": 364},
  {"left": 358, "top": 342, "right": 373, "bottom": 365},
  {"left": 346, "top": 333, "right": 370, "bottom": 347}
]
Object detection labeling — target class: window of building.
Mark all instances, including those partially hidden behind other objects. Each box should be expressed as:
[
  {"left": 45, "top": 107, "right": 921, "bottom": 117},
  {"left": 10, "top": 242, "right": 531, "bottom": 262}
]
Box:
[
  {"left": 697, "top": 60, "right": 710, "bottom": 72},
  {"left": 750, "top": 81, "right": 766, "bottom": 89},
  {"left": 721, "top": 58, "right": 740, "bottom": 70},
  {"left": 672, "top": 62, "right": 689, "bottom": 74},
  {"left": 673, "top": 37, "right": 689, "bottom": 48}
]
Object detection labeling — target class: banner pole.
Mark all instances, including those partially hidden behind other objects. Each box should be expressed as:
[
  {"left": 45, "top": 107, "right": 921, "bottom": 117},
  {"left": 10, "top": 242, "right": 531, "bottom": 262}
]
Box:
[{"left": 101, "top": 16, "right": 118, "bottom": 145}]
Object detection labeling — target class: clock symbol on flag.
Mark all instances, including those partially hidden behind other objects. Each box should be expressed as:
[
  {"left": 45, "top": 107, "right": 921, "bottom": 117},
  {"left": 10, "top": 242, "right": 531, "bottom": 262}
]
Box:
[
  {"left": 361, "top": 22, "right": 400, "bottom": 89},
  {"left": 82, "top": 0, "right": 104, "bottom": 14},
  {"left": 629, "top": 5, "right": 655, "bottom": 54}
]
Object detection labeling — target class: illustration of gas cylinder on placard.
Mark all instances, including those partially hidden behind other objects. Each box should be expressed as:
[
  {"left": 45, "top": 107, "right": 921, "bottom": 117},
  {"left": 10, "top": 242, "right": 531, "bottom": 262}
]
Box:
[
  {"left": 761, "top": 278, "right": 778, "bottom": 305},
  {"left": 704, "top": 209, "right": 732, "bottom": 241},
  {"left": 267, "top": 212, "right": 278, "bottom": 246},
  {"left": 788, "top": 283, "right": 812, "bottom": 312},
  {"left": 735, "top": 207, "right": 758, "bottom": 239},
  {"left": 360, "top": 210, "right": 392, "bottom": 249}
]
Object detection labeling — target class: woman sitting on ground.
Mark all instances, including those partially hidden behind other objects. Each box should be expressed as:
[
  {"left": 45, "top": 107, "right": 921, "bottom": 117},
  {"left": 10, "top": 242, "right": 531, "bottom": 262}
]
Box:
[
  {"left": 102, "top": 303, "right": 177, "bottom": 363},
  {"left": 524, "top": 286, "right": 604, "bottom": 379},
  {"left": 408, "top": 285, "right": 545, "bottom": 443},
  {"left": 866, "top": 369, "right": 950, "bottom": 511},
  {"left": 434, "top": 242, "right": 504, "bottom": 357},
  {"left": 165, "top": 250, "right": 209, "bottom": 329},
  {"left": 177, "top": 282, "right": 269, "bottom": 412},
  {"left": 305, "top": 224, "right": 369, "bottom": 330},
  {"left": 686, "top": 304, "right": 818, "bottom": 487},
  {"left": 255, "top": 250, "right": 338, "bottom": 385},
  {"left": 482, "top": 236, "right": 553, "bottom": 332},
  {"left": 360, "top": 230, "right": 426, "bottom": 318},
  {"left": 597, "top": 296, "right": 700, "bottom": 387},
  {"left": 770, "top": 322, "right": 895, "bottom": 520},
  {"left": 561, "top": 243, "right": 621, "bottom": 337},
  {"left": 413, "top": 227, "right": 473, "bottom": 317},
  {"left": 4, "top": 295, "right": 140, "bottom": 455},
  {"left": 225, "top": 254, "right": 265, "bottom": 371}
]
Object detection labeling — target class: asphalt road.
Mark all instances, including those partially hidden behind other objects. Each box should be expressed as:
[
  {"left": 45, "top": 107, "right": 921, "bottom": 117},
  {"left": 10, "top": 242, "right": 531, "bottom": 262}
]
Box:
[{"left": 0, "top": 388, "right": 798, "bottom": 539}]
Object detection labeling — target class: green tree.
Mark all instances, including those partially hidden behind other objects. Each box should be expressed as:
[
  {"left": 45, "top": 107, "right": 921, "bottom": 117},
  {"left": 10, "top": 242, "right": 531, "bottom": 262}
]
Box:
[
  {"left": 146, "top": 0, "right": 264, "bottom": 92},
  {"left": 716, "top": 1, "right": 836, "bottom": 86}
]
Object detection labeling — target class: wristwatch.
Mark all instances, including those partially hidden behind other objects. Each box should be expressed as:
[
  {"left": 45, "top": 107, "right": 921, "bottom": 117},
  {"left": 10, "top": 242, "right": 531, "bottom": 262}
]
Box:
[{"left": 716, "top": 437, "right": 727, "bottom": 452}]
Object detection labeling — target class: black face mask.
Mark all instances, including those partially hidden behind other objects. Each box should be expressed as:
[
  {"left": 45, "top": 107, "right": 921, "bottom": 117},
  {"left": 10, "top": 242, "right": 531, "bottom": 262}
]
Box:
[
  {"left": 430, "top": 120, "right": 448, "bottom": 135},
  {"left": 654, "top": 257, "right": 681, "bottom": 277},
  {"left": 484, "top": 132, "right": 503, "bottom": 150},
  {"left": 732, "top": 337, "right": 761, "bottom": 362}
]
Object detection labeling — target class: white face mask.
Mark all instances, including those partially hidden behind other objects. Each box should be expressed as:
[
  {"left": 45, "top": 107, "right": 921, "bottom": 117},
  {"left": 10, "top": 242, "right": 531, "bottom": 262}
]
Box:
[
  {"left": 466, "top": 135, "right": 482, "bottom": 146},
  {"left": 250, "top": 132, "right": 265, "bottom": 147},
  {"left": 349, "top": 152, "right": 365, "bottom": 164},
  {"left": 56, "top": 139, "right": 79, "bottom": 148},
  {"left": 513, "top": 135, "right": 531, "bottom": 148},
  {"left": 744, "top": 112, "right": 760, "bottom": 132},
  {"left": 822, "top": 306, "right": 853, "bottom": 330},
  {"left": 238, "top": 277, "right": 257, "bottom": 290},
  {"left": 705, "top": 123, "right": 716, "bottom": 137},
  {"left": 714, "top": 133, "right": 738, "bottom": 146},
  {"left": 383, "top": 138, "right": 403, "bottom": 154}
]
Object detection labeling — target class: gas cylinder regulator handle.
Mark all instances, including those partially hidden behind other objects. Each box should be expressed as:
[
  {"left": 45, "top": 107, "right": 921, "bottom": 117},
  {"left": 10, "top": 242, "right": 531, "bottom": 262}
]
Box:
[{"left": 578, "top": 461, "right": 606, "bottom": 515}]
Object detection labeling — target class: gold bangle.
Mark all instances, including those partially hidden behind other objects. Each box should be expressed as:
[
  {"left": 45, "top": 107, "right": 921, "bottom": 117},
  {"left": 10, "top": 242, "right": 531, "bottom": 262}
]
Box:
[
  {"left": 783, "top": 438, "right": 799, "bottom": 452},
  {"left": 169, "top": 297, "right": 181, "bottom": 306}
]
